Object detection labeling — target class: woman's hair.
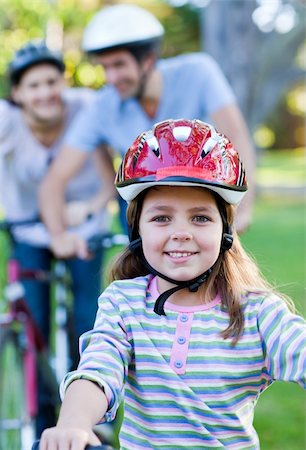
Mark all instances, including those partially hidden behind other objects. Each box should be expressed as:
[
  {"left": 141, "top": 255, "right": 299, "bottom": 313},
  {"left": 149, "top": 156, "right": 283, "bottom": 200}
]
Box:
[{"left": 109, "top": 190, "right": 295, "bottom": 345}]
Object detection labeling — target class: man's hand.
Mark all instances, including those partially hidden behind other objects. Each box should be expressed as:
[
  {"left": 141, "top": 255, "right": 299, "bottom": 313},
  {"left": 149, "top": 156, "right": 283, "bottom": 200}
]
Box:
[{"left": 51, "top": 232, "right": 89, "bottom": 259}]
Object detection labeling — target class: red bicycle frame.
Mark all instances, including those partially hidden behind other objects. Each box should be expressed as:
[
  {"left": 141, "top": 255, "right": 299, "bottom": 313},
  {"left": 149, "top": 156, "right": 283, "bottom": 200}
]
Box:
[{"left": 5, "top": 258, "right": 47, "bottom": 419}]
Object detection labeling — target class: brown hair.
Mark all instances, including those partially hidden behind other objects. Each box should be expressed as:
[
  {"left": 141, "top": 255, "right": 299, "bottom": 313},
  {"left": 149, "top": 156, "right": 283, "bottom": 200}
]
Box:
[{"left": 109, "top": 190, "right": 295, "bottom": 345}]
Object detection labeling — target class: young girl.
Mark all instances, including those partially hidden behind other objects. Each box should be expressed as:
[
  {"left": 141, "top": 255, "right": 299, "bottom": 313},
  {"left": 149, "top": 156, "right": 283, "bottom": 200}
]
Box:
[{"left": 40, "top": 119, "right": 305, "bottom": 450}]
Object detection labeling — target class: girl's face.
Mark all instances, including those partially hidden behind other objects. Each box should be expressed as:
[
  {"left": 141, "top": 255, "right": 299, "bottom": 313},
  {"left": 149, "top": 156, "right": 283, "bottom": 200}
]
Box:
[
  {"left": 139, "top": 186, "right": 223, "bottom": 293},
  {"left": 12, "top": 63, "right": 64, "bottom": 124}
]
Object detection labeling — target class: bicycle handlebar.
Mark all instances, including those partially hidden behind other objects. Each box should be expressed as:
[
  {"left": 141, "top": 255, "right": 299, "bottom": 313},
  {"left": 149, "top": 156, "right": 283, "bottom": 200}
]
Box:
[
  {"left": 0, "top": 220, "right": 129, "bottom": 252},
  {"left": 0, "top": 218, "right": 40, "bottom": 231},
  {"left": 87, "top": 232, "right": 129, "bottom": 252},
  {"left": 31, "top": 441, "right": 113, "bottom": 450}
]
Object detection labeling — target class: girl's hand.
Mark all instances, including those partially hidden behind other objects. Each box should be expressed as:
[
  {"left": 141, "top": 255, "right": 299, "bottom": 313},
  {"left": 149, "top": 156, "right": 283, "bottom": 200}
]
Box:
[{"left": 39, "top": 425, "right": 101, "bottom": 450}]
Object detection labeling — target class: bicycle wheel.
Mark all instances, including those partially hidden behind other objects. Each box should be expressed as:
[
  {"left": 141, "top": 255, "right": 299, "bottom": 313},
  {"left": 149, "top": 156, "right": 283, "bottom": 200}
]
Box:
[{"left": 0, "top": 325, "right": 35, "bottom": 450}]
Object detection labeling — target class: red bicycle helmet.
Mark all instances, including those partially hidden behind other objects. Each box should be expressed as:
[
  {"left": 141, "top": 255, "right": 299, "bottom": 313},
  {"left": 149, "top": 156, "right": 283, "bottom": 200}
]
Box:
[{"left": 116, "top": 119, "right": 247, "bottom": 204}]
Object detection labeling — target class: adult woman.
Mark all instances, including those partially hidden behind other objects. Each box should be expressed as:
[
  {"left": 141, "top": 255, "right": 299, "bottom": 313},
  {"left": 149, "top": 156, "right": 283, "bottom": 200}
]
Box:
[{"left": 0, "top": 41, "right": 115, "bottom": 436}]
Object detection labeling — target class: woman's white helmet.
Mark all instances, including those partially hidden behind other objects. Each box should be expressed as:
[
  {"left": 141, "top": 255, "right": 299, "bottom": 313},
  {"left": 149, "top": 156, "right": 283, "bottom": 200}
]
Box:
[{"left": 82, "top": 4, "right": 164, "bottom": 54}]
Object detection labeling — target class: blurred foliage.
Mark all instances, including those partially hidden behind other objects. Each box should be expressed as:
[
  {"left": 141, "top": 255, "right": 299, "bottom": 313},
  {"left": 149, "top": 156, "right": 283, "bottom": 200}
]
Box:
[
  {"left": 264, "top": 83, "right": 306, "bottom": 149},
  {"left": 0, "top": 0, "right": 304, "bottom": 150},
  {"left": 0, "top": 0, "right": 199, "bottom": 96}
]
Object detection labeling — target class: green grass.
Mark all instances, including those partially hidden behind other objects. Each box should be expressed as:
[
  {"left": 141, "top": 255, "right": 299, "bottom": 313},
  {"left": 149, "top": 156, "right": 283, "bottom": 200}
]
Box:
[
  {"left": 254, "top": 382, "right": 304, "bottom": 450},
  {"left": 241, "top": 196, "right": 305, "bottom": 313},
  {"left": 240, "top": 148, "right": 306, "bottom": 450},
  {"left": 241, "top": 194, "right": 305, "bottom": 450},
  {"left": 256, "top": 148, "right": 306, "bottom": 188}
]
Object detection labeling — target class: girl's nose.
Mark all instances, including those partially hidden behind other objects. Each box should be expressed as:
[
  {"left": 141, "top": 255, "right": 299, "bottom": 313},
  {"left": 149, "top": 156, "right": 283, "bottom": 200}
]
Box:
[{"left": 171, "top": 230, "right": 193, "bottom": 241}]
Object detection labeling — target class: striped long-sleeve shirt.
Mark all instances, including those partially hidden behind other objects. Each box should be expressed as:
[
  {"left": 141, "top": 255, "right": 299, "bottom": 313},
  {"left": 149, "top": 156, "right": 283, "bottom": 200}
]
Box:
[{"left": 61, "top": 275, "right": 306, "bottom": 449}]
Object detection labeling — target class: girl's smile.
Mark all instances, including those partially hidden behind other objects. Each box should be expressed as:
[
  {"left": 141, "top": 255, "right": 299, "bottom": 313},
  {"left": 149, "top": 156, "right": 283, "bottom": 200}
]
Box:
[
  {"left": 166, "top": 251, "right": 197, "bottom": 259},
  {"left": 139, "top": 185, "right": 223, "bottom": 297}
]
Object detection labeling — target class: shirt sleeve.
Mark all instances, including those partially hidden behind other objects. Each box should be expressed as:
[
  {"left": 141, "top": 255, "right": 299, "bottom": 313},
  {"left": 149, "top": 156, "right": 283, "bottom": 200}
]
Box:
[
  {"left": 199, "top": 54, "right": 236, "bottom": 115},
  {"left": 0, "top": 100, "right": 16, "bottom": 156},
  {"left": 258, "top": 293, "right": 306, "bottom": 388},
  {"left": 64, "top": 92, "right": 107, "bottom": 153},
  {"left": 60, "top": 283, "right": 132, "bottom": 422}
]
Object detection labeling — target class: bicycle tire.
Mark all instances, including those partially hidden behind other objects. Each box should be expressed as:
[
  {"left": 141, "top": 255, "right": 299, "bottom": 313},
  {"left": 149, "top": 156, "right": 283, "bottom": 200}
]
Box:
[
  {"left": 0, "top": 325, "right": 35, "bottom": 450},
  {"left": 52, "top": 260, "right": 71, "bottom": 384}
]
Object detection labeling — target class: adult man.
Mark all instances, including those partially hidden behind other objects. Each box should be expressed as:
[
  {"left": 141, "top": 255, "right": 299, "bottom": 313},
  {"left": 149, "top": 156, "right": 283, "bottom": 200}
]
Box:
[
  {"left": 40, "top": 4, "right": 255, "bottom": 259},
  {"left": 0, "top": 40, "right": 115, "bottom": 436}
]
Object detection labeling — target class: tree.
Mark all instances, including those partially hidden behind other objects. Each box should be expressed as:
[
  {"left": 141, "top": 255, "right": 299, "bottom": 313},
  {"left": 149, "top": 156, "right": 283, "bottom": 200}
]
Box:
[{"left": 200, "top": 0, "right": 306, "bottom": 131}]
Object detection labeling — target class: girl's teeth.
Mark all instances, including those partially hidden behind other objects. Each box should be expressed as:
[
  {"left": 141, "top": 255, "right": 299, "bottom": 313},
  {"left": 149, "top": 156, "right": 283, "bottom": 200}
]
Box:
[{"left": 168, "top": 252, "right": 192, "bottom": 258}]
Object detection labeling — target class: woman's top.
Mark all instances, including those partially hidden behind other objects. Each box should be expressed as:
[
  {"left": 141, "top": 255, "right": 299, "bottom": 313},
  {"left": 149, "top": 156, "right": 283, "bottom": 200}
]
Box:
[
  {"left": 61, "top": 275, "right": 306, "bottom": 449},
  {"left": 0, "top": 89, "right": 109, "bottom": 247}
]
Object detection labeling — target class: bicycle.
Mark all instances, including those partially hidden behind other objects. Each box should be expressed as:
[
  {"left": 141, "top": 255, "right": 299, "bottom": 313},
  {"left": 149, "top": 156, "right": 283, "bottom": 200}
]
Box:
[{"left": 0, "top": 221, "right": 128, "bottom": 450}]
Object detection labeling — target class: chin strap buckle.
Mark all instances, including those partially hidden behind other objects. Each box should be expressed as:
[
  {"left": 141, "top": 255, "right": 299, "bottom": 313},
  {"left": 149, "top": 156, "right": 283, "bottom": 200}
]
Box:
[
  {"left": 154, "top": 268, "right": 214, "bottom": 315},
  {"left": 188, "top": 269, "right": 213, "bottom": 292}
]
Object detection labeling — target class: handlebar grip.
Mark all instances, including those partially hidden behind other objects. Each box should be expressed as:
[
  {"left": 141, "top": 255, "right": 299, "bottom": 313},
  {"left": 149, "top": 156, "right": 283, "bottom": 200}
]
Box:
[
  {"left": 87, "top": 233, "right": 129, "bottom": 253},
  {"left": 31, "top": 441, "right": 113, "bottom": 450},
  {"left": 0, "top": 218, "right": 41, "bottom": 230}
]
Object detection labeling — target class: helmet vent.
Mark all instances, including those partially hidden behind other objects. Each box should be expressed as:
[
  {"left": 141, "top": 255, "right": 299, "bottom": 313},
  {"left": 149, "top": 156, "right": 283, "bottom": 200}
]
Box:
[
  {"left": 146, "top": 133, "right": 160, "bottom": 158},
  {"left": 201, "top": 136, "right": 219, "bottom": 158},
  {"left": 173, "top": 126, "right": 191, "bottom": 142}
]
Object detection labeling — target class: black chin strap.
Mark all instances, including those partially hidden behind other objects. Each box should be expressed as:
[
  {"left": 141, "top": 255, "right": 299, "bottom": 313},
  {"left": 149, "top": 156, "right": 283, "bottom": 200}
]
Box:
[
  {"left": 152, "top": 268, "right": 213, "bottom": 316},
  {"left": 129, "top": 238, "right": 213, "bottom": 316}
]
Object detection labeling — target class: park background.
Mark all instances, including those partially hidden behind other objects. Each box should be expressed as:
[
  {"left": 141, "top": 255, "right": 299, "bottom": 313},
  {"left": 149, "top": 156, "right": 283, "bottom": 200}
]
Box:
[{"left": 0, "top": 0, "right": 305, "bottom": 448}]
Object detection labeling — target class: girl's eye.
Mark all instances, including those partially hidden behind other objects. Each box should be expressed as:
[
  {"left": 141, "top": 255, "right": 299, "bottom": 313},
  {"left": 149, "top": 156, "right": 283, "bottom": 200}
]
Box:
[
  {"left": 193, "top": 215, "right": 209, "bottom": 223},
  {"left": 152, "top": 215, "right": 170, "bottom": 223}
]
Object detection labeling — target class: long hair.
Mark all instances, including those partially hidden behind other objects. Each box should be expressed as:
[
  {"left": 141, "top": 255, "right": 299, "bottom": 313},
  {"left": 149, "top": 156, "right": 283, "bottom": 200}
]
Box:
[{"left": 109, "top": 191, "right": 295, "bottom": 345}]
